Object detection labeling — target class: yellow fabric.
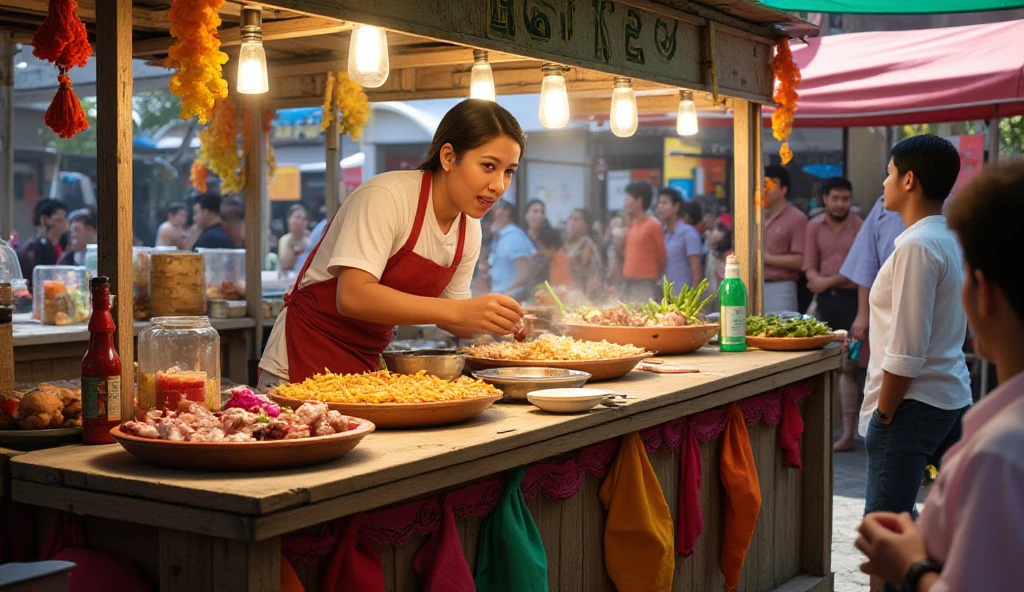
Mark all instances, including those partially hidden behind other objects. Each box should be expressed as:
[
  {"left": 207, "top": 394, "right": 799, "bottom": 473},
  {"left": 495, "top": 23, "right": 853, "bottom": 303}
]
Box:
[
  {"left": 719, "top": 404, "right": 762, "bottom": 592},
  {"left": 599, "top": 431, "right": 675, "bottom": 592}
]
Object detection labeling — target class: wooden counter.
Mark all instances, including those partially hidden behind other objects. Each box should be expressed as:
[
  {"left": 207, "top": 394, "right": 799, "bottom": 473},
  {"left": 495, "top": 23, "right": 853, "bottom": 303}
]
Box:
[
  {"left": 12, "top": 315, "right": 255, "bottom": 384},
  {"left": 8, "top": 346, "right": 841, "bottom": 591}
]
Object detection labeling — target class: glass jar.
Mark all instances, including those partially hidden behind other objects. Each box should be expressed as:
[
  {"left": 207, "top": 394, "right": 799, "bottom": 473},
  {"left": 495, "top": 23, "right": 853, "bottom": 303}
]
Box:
[
  {"left": 84, "top": 244, "right": 98, "bottom": 275},
  {"left": 197, "top": 248, "right": 246, "bottom": 300},
  {"left": 0, "top": 238, "right": 23, "bottom": 283},
  {"left": 137, "top": 316, "right": 221, "bottom": 411},
  {"left": 32, "top": 265, "right": 92, "bottom": 325},
  {"left": 132, "top": 247, "right": 152, "bottom": 320}
]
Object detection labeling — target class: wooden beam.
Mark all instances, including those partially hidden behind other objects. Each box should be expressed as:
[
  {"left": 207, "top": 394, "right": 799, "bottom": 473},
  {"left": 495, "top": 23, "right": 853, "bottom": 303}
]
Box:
[
  {"left": 0, "top": 30, "right": 12, "bottom": 242},
  {"left": 324, "top": 89, "right": 341, "bottom": 222},
  {"left": 243, "top": 97, "right": 267, "bottom": 384},
  {"left": 267, "top": 46, "right": 525, "bottom": 79},
  {"left": 0, "top": 0, "right": 247, "bottom": 29},
  {"left": 732, "top": 99, "right": 763, "bottom": 315},
  {"left": 95, "top": 0, "right": 135, "bottom": 423},
  {"left": 133, "top": 17, "right": 352, "bottom": 57}
]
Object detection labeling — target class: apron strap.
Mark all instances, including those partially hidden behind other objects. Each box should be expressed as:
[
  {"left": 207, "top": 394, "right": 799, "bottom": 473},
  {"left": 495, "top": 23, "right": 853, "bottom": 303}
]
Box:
[
  {"left": 452, "top": 213, "right": 468, "bottom": 268},
  {"left": 401, "top": 171, "right": 432, "bottom": 253}
]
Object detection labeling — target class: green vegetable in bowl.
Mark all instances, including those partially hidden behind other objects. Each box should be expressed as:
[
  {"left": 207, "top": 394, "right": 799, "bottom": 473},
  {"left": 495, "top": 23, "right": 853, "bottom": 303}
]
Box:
[{"left": 746, "top": 315, "right": 831, "bottom": 338}]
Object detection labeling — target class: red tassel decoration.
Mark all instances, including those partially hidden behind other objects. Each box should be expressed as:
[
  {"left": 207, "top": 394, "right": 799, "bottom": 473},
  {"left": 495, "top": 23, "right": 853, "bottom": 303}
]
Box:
[
  {"left": 32, "top": 0, "right": 93, "bottom": 138},
  {"left": 44, "top": 72, "right": 89, "bottom": 139}
]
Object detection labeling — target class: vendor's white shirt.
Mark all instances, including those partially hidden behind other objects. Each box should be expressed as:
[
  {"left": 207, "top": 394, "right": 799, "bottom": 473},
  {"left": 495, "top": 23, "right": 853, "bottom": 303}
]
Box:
[
  {"left": 260, "top": 170, "right": 481, "bottom": 378},
  {"left": 860, "top": 215, "right": 971, "bottom": 436}
]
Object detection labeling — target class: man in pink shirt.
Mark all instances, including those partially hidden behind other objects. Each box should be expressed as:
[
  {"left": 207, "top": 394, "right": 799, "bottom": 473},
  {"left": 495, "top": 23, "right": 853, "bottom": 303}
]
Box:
[
  {"left": 763, "top": 165, "right": 808, "bottom": 314},
  {"left": 855, "top": 161, "right": 1024, "bottom": 592}
]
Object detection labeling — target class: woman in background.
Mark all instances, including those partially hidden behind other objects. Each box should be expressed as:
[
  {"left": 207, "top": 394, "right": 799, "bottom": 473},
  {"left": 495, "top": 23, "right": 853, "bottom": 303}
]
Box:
[{"left": 524, "top": 199, "right": 552, "bottom": 245}]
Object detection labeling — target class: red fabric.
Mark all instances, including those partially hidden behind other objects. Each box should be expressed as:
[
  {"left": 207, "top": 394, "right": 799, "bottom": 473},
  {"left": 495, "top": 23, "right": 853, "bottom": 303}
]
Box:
[
  {"left": 40, "top": 512, "right": 83, "bottom": 560},
  {"left": 284, "top": 170, "right": 467, "bottom": 381},
  {"left": 779, "top": 395, "right": 805, "bottom": 469},
  {"left": 412, "top": 500, "right": 474, "bottom": 592},
  {"left": 53, "top": 548, "right": 151, "bottom": 592},
  {"left": 321, "top": 514, "right": 385, "bottom": 592},
  {"left": 676, "top": 420, "right": 703, "bottom": 557}
]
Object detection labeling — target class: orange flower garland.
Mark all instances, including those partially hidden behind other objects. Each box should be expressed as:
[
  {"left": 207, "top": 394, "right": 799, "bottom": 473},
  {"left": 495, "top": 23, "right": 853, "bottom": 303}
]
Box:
[
  {"left": 770, "top": 38, "right": 801, "bottom": 165},
  {"left": 168, "top": 0, "right": 229, "bottom": 124},
  {"left": 32, "top": 0, "right": 92, "bottom": 138},
  {"left": 190, "top": 160, "right": 209, "bottom": 193},
  {"left": 198, "top": 98, "right": 242, "bottom": 194},
  {"left": 760, "top": 178, "right": 778, "bottom": 209}
]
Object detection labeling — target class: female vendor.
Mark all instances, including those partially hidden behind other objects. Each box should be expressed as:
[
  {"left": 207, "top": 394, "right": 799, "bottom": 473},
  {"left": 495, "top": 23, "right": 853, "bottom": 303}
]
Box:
[{"left": 258, "top": 100, "right": 526, "bottom": 387}]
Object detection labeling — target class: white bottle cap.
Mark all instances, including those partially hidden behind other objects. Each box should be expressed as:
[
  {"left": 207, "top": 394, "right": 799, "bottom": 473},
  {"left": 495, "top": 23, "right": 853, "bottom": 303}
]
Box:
[{"left": 725, "top": 254, "right": 740, "bottom": 279}]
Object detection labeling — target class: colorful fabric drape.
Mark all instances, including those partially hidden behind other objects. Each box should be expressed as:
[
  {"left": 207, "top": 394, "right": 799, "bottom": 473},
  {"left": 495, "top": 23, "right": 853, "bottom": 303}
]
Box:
[
  {"left": 321, "top": 513, "right": 385, "bottom": 592},
  {"left": 475, "top": 468, "right": 548, "bottom": 592},
  {"left": 413, "top": 499, "right": 475, "bottom": 592},
  {"left": 42, "top": 513, "right": 150, "bottom": 592},
  {"left": 600, "top": 431, "right": 675, "bottom": 592},
  {"left": 778, "top": 394, "right": 805, "bottom": 469},
  {"left": 719, "top": 404, "right": 763, "bottom": 592},
  {"left": 677, "top": 419, "right": 704, "bottom": 556},
  {"left": 281, "top": 556, "right": 305, "bottom": 592}
]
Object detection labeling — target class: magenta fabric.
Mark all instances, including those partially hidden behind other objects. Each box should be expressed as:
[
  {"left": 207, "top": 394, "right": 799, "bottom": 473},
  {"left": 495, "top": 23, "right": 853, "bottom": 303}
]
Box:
[
  {"left": 779, "top": 394, "right": 805, "bottom": 469},
  {"left": 412, "top": 500, "right": 475, "bottom": 592},
  {"left": 320, "top": 514, "right": 385, "bottom": 592},
  {"left": 677, "top": 420, "right": 704, "bottom": 556}
]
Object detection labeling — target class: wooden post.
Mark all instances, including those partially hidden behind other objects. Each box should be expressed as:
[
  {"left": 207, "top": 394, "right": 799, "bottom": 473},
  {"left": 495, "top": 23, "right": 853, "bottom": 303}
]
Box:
[
  {"left": 732, "top": 99, "right": 763, "bottom": 315},
  {"left": 801, "top": 371, "right": 834, "bottom": 579},
  {"left": 0, "top": 31, "right": 13, "bottom": 242},
  {"left": 244, "top": 97, "right": 267, "bottom": 383},
  {"left": 324, "top": 91, "right": 341, "bottom": 222},
  {"left": 95, "top": 0, "right": 135, "bottom": 422}
]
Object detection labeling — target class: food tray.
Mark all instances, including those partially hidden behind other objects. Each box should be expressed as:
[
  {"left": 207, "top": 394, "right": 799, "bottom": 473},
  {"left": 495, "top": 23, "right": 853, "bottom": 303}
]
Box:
[
  {"left": 267, "top": 392, "right": 503, "bottom": 429},
  {"left": 0, "top": 427, "right": 82, "bottom": 451},
  {"left": 464, "top": 353, "right": 653, "bottom": 382},
  {"left": 471, "top": 367, "right": 591, "bottom": 401},
  {"left": 745, "top": 334, "right": 837, "bottom": 351},
  {"left": 560, "top": 323, "right": 718, "bottom": 355},
  {"left": 109, "top": 418, "right": 375, "bottom": 471}
]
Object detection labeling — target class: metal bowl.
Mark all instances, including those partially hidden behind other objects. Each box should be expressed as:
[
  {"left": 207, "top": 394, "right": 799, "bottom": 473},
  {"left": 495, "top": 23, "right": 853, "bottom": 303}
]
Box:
[
  {"left": 471, "top": 367, "right": 592, "bottom": 401},
  {"left": 382, "top": 348, "right": 466, "bottom": 381}
]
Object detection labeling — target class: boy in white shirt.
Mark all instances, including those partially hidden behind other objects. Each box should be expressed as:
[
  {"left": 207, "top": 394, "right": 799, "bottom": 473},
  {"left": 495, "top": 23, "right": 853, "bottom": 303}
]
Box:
[{"left": 862, "top": 135, "right": 972, "bottom": 541}]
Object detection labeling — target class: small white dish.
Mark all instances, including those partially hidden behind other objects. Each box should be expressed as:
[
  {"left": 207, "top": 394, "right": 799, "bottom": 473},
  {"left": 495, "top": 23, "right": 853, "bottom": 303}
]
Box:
[{"left": 526, "top": 388, "right": 611, "bottom": 414}]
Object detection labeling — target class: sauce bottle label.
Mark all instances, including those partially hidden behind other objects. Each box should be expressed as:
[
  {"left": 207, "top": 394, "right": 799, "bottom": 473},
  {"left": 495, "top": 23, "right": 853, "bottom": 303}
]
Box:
[
  {"left": 720, "top": 306, "right": 746, "bottom": 345},
  {"left": 82, "top": 376, "right": 121, "bottom": 422}
]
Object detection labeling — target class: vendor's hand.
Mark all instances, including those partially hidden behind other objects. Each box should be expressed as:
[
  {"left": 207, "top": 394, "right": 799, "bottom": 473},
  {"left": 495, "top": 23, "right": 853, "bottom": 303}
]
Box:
[
  {"left": 807, "top": 276, "right": 832, "bottom": 293},
  {"left": 855, "top": 512, "right": 929, "bottom": 586},
  {"left": 851, "top": 313, "right": 869, "bottom": 341},
  {"left": 456, "top": 294, "right": 523, "bottom": 335}
]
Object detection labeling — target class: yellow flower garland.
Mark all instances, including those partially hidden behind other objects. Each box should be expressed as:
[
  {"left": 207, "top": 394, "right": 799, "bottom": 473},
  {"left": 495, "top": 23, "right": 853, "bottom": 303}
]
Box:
[
  {"left": 322, "top": 72, "right": 370, "bottom": 140},
  {"left": 198, "top": 97, "right": 242, "bottom": 194},
  {"left": 168, "top": 0, "right": 229, "bottom": 123}
]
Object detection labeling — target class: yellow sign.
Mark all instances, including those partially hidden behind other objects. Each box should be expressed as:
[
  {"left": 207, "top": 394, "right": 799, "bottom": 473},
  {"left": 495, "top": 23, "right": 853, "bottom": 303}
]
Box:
[
  {"left": 268, "top": 166, "right": 301, "bottom": 201},
  {"left": 663, "top": 137, "right": 700, "bottom": 182}
]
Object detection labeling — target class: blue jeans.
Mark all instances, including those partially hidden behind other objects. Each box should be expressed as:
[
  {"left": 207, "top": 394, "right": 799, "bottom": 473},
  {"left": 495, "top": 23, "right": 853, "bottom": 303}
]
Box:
[{"left": 864, "top": 399, "right": 967, "bottom": 516}]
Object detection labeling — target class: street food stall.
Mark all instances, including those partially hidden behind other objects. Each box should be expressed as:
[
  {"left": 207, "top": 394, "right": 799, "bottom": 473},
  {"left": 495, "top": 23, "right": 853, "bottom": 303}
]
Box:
[{"left": 0, "top": 1, "right": 837, "bottom": 591}]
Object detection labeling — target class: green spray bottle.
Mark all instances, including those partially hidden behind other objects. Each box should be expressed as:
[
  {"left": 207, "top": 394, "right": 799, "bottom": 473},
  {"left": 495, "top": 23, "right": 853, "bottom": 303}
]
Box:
[{"left": 719, "top": 254, "right": 747, "bottom": 352}]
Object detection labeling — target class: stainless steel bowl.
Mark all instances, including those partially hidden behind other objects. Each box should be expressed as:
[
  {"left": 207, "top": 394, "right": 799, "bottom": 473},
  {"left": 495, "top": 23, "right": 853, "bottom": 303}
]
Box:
[
  {"left": 381, "top": 348, "right": 466, "bottom": 381},
  {"left": 471, "top": 367, "right": 592, "bottom": 401}
]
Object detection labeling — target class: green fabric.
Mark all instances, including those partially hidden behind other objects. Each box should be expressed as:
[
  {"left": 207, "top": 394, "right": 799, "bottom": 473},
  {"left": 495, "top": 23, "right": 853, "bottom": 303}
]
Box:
[
  {"left": 474, "top": 468, "right": 548, "bottom": 592},
  {"left": 759, "top": 0, "right": 1024, "bottom": 13}
]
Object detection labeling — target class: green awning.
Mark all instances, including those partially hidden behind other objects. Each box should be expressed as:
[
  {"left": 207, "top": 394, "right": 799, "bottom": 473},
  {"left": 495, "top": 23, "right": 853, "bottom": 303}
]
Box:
[{"left": 759, "top": 0, "right": 1024, "bottom": 13}]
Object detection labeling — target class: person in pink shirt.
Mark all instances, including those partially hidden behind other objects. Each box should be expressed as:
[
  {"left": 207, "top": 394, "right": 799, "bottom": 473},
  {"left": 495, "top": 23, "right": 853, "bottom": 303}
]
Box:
[{"left": 855, "top": 161, "right": 1024, "bottom": 592}]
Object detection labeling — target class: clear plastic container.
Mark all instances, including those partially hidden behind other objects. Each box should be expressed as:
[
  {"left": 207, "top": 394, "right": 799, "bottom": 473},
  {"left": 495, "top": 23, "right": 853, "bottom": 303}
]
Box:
[
  {"left": 132, "top": 247, "right": 152, "bottom": 320},
  {"left": 12, "top": 279, "right": 31, "bottom": 314},
  {"left": 84, "top": 244, "right": 98, "bottom": 274},
  {"left": 197, "top": 248, "right": 246, "bottom": 301},
  {"left": 0, "top": 238, "right": 23, "bottom": 283},
  {"left": 32, "top": 265, "right": 91, "bottom": 325},
  {"left": 137, "top": 316, "right": 221, "bottom": 411}
]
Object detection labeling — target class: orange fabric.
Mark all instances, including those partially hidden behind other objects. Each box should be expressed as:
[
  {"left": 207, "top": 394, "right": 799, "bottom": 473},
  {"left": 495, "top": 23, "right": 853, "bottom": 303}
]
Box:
[
  {"left": 548, "top": 251, "right": 574, "bottom": 287},
  {"left": 622, "top": 217, "right": 667, "bottom": 280},
  {"left": 281, "top": 555, "right": 305, "bottom": 592},
  {"left": 719, "top": 404, "right": 762, "bottom": 592},
  {"left": 599, "top": 432, "right": 675, "bottom": 592}
]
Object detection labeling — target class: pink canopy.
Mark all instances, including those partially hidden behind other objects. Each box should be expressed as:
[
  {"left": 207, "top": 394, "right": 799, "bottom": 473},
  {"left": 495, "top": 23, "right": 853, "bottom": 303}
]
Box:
[{"left": 786, "top": 19, "right": 1024, "bottom": 127}]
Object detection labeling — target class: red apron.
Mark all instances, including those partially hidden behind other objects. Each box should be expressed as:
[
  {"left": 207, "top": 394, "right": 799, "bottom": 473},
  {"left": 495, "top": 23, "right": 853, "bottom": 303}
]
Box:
[{"left": 283, "top": 171, "right": 466, "bottom": 382}]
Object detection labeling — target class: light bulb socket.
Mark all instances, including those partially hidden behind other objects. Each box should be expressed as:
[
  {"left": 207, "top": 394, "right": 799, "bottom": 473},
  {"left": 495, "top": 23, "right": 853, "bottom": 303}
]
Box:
[
  {"left": 613, "top": 76, "right": 633, "bottom": 89},
  {"left": 240, "top": 7, "right": 263, "bottom": 43},
  {"left": 541, "top": 63, "right": 569, "bottom": 77},
  {"left": 473, "top": 49, "right": 489, "bottom": 65},
  {"left": 680, "top": 90, "right": 694, "bottom": 102}
]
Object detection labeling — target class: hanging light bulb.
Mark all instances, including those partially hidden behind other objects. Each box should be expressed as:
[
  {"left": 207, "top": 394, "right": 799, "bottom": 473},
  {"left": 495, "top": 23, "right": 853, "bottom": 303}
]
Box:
[
  {"left": 469, "top": 50, "right": 496, "bottom": 101},
  {"left": 538, "top": 64, "right": 570, "bottom": 129},
  {"left": 236, "top": 7, "right": 269, "bottom": 94},
  {"left": 676, "top": 90, "right": 698, "bottom": 136},
  {"left": 348, "top": 24, "right": 389, "bottom": 88},
  {"left": 609, "top": 77, "right": 638, "bottom": 138}
]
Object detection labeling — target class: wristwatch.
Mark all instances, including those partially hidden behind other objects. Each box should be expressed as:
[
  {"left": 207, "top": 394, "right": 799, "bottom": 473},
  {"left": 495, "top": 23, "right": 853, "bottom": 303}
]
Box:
[{"left": 902, "top": 559, "right": 940, "bottom": 592}]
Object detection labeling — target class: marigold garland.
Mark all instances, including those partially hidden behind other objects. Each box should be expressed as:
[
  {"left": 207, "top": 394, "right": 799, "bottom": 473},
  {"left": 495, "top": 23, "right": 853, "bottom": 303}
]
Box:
[
  {"left": 190, "top": 160, "right": 209, "bottom": 193},
  {"left": 168, "top": 0, "right": 229, "bottom": 124},
  {"left": 32, "top": 0, "right": 92, "bottom": 139},
  {"left": 770, "top": 37, "right": 801, "bottom": 165},
  {"left": 335, "top": 73, "right": 371, "bottom": 141},
  {"left": 198, "top": 97, "right": 242, "bottom": 194}
]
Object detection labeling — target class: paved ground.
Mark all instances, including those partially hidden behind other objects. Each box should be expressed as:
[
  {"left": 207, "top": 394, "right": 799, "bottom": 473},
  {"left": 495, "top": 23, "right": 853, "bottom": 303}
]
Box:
[{"left": 830, "top": 438, "right": 930, "bottom": 592}]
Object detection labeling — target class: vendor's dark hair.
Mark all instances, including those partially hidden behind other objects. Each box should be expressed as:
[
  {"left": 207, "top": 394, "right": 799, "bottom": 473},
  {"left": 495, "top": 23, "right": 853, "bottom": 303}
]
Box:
[
  {"left": 946, "top": 161, "right": 1024, "bottom": 319},
  {"left": 34, "top": 199, "right": 68, "bottom": 226},
  {"left": 420, "top": 99, "right": 526, "bottom": 172},
  {"left": 823, "top": 177, "right": 852, "bottom": 196},
  {"left": 657, "top": 187, "right": 683, "bottom": 215},
  {"left": 625, "top": 182, "right": 654, "bottom": 211},
  {"left": 890, "top": 135, "right": 960, "bottom": 202},
  {"left": 765, "top": 164, "right": 790, "bottom": 190},
  {"left": 194, "top": 192, "right": 222, "bottom": 214}
]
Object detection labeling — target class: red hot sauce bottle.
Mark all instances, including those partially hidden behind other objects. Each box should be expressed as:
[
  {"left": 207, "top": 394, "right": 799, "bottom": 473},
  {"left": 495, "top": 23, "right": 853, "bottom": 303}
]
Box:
[{"left": 82, "top": 277, "right": 123, "bottom": 444}]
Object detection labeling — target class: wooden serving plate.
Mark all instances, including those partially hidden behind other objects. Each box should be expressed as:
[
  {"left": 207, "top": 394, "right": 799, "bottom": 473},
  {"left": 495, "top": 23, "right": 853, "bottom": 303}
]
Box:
[
  {"left": 745, "top": 334, "right": 837, "bottom": 351},
  {"left": 0, "top": 427, "right": 82, "bottom": 451},
  {"left": 267, "top": 392, "right": 503, "bottom": 429},
  {"left": 464, "top": 353, "right": 654, "bottom": 382},
  {"left": 560, "top": 323, "right": 719, "bottom": 355},
  {"left": 109, "top": 418, "right": 375, "bottom": 472}
]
